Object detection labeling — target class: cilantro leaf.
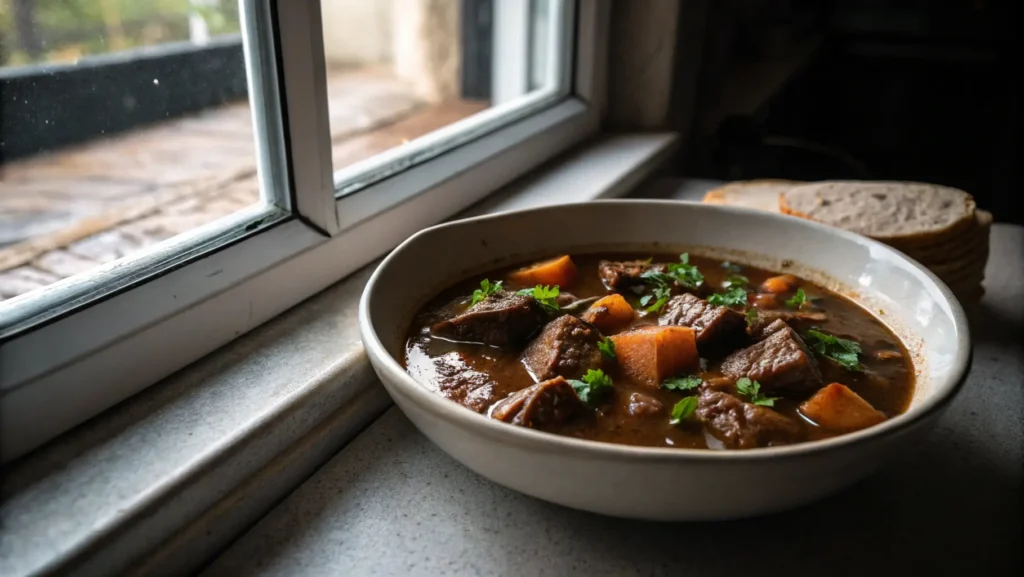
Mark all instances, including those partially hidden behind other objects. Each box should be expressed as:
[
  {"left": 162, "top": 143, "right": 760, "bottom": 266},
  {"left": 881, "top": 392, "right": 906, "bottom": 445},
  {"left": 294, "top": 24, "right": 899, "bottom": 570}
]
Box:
[
  {"left": 568, "top": 368, "right": 614, "bottom": 405},
  {"left": 638, "top": 255, "right": 703, "bottom": 313},
  {"left": 517, "top": 284, "right": 561, "bottom": 313},
  {"left": 722, "top": 274, "right": 749, "bottom": 288},
  {"left": 662, "top": 375, "right": 702, "bottom": 391},
  {"left": 785, "top": 287, "right": 808, "bottom": 309},
  {"left": 670, "top": 396, "right": 699, "bottom": 424},
  {"left": 735, "top": 377, "right": 780, "bottom": 407},
  {"left": 804, "top": 328, "right": 862, "bottom": 371},
  {"left": 666, "top": 253, "right": 704, "bottom": 289},
  {"left": 722, "top": 261, "right": 743, "bottom": 273},
  {"left": 470, "top": 279, "right": 502, "bottom": 306},
  {"left": 707, "top": 286, "right": 748, "bottom": 307},
  {"left": 598, "top": 337, "right": 616, "bottom": 360},
  {"left": 745, "top": 309, "right": 759, "bottom": 327},
  {"left": 644, "top": 285, "right": 672, "bottom": 313}
]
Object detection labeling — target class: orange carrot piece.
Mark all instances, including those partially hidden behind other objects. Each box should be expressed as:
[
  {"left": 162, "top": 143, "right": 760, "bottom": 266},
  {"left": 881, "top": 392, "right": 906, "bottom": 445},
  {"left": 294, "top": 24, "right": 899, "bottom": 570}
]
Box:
[
  {"left": 610, "top": 326, "right": 699, "bottom": 388},
  {"left": 761, "top": 274, "right": 800, "bottom": 294},
  {"left": 507, "top": 255, "right": 578, "bottom": 288},
  {"left": 800, "top": 383, "right": 886, "bottom": 432},
  {"left": 581, "top": 294, "right": 635, "bottom": 333}
]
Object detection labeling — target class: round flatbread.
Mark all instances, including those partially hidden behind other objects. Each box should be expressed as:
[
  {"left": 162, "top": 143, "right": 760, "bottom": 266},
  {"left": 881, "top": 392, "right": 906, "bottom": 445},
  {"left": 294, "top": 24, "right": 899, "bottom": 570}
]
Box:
[
  {"left": 779, "top": 181, "right": 976, "bottom": 243},
  {"left": 888, "top": 209, "right": 992, "bottom": 263},
  {"left": 702, "top": 179, "right": 801, "bottom": 213},
  {"left": 929, "top": 247, "right": 989, "bottom": 278}
]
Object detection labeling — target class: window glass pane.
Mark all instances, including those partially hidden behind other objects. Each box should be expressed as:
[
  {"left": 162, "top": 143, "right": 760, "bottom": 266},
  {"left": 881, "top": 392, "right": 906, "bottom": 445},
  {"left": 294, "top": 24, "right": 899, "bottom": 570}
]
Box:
[
  {"left": 321, "top": 0, "right": 568, "bottom": 193},
  {"left": 0, "top": 0, "right": 262, "bottom": 303}
]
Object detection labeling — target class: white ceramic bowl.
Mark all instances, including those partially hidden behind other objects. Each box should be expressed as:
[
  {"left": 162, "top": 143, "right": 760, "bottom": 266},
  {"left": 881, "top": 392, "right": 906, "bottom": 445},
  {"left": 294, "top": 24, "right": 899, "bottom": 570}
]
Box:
[{"left": 359, "top": 200, "right": 970, "bottom": 520}]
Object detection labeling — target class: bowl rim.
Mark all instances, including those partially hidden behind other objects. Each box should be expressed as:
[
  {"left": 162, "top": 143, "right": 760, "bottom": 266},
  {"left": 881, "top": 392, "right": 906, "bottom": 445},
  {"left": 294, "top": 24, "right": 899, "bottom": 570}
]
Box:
[{"left": 359, "top": 199, "right": 972, "bottom": 462}]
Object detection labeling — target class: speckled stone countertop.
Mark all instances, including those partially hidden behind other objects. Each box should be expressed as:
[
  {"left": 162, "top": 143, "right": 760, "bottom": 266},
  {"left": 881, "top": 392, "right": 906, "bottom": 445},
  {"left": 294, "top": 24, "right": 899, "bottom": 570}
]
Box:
[{"left": 203, "top": 180, "right": 1023, "bottom": 577}]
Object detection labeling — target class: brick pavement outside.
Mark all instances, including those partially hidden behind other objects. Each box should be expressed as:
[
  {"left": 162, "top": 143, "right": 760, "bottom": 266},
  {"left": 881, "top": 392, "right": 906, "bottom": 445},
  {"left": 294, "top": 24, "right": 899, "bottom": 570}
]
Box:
[{"left": 0, "top": 67, "right": 487, "bottom": 301}]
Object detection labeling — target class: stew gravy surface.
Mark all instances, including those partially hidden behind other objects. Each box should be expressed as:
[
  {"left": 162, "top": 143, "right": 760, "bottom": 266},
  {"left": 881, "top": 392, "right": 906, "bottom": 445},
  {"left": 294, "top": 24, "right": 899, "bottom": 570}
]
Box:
[{"left": 404, "top": 253, "right": 914, "bottom": 450}]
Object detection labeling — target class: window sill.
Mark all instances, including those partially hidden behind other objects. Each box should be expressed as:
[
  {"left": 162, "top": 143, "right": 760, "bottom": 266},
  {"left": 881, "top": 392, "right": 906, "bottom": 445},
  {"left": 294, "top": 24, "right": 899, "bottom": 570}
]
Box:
[
  {"left": 0, "top": 133, "right": 677, "bottom": 577},
  {"left": 210, "top": 190, "right": 1024, "bottom": 577}
]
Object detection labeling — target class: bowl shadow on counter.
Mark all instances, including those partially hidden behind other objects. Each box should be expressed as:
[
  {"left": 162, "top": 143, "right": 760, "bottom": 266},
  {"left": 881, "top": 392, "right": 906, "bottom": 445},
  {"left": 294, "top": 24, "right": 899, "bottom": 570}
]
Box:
[{"left": 474, "top": 431, "right": 1019, "bottom": 576}]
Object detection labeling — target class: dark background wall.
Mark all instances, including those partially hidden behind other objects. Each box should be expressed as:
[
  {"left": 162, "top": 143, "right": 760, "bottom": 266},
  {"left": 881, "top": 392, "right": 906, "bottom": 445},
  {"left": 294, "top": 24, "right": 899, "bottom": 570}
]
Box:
[{"left": 679, "top": 0, "right": 1021, "bottom": 225}]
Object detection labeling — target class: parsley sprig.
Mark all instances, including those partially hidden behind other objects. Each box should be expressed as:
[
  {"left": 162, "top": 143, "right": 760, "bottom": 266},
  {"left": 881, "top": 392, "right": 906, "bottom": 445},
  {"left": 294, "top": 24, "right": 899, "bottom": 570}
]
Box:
[
  {"left": 638, "top": 253, "right": 704, "bottom": 313},
  {"left": 735, "top": 377, "right": 779, "bottom": 407},
  {"left": 707, "top": 286, "right": 748, "bottom": 307},
  {"left": 785, "top": 287, "right": 808, "bottom": 309},
  {"left": 722, "top": 274, "right": 749, "bottom": 289},
  {"left": 597, "top": 337, "right": 616, "bottom": 360},
  {"left": 670, "top": 396, "right": 699, "bottom": 424},
  {"left": 667, "top": 253, "right": 705, "bottom": 289},
  {"left": 470, "top": 279, "right": 503, "bottom": 306},
  {"left": 804, "top": 328, "right": 862, "bottom": 371},
  {"left": 569, "top": 369, "right": 613, "bottom": 405},
  {"left": 517, "top": 284, "right": 560, "bottom": 313},
  {"left": 639, "top": 285, "right": 673, "bottom": 313},
  {"left": 745, "top": 309, "right": 759, "bottom": 327},
  {"left": 662, "top": 375, "right": 702, "bottom": 391}
]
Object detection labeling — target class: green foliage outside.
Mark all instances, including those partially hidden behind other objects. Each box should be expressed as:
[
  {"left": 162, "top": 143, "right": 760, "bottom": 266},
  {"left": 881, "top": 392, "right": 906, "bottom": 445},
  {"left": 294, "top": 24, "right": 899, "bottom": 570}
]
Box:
[{"left": 0, "top": 0, "right": 241, "bottom": 67}]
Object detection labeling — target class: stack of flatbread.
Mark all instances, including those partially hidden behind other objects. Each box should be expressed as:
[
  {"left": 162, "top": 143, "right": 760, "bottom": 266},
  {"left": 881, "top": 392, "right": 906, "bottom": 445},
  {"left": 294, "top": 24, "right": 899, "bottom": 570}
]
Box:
[{"left": 704, "top": 179, "right": 991, "bottom": 304}]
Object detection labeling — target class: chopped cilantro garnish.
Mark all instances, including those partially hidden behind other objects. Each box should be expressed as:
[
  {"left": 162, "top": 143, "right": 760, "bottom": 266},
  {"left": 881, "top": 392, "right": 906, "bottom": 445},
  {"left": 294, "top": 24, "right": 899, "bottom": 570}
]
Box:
[
  {"left": 735, "top": 377, "right": 779, "bottom": 407},
  {"left": 662, "top": 375, "right": 702, "bottom": 391},
  {"left": 470, "top": 279, "right": 502, "bottom": 306},
  {"left": 804, "top": 328, "right": 862, "bottom": 371},
  {"left": 641, "top": 285, "right": 672, "bottom": 313},
  {"left": 670, "top": 396, "right": 699, "bottom": 424},
  {"left": 707, "top": 286, "right": 748, "bottom": 307},
  {"left": 722, "top": 274, "right": 749, "bottom": 288},
  {"left": 745, "top": 309, "right": 759, "bottom": 327},
  {"left": 569, "top": 369, "right": 614, "bottom": 405},
  {"left": 639, "top": 269, "right": 673, "bottom": 286},
  {"left": 517, "top": 284, "right": 560, "bottom": 313},
  {"left": 598, "top": 337, "right": 616, "bottom": 360},
  {"left": 666, "top": 253, "right": 704, "bottom": 289},
  {"left": 637, "top": 253, "right": 702, "bottom": 313},
  {"left": 785, "top": 287, "right": 808, "bottom": 309},
  {"left": 722, "top": 261, "right": 743, "bottom": 273}
]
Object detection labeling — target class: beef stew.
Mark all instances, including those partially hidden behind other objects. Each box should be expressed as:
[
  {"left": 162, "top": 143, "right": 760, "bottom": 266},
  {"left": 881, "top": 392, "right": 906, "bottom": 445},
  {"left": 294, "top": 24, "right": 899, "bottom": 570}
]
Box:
[{"left": 403, "top": 253, "right": 914, "bottom": 450}]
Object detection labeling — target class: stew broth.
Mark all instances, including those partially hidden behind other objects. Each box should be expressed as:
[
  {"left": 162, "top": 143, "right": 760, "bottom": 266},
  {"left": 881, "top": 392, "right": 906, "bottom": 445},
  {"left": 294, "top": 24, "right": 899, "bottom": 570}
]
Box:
[{"left": 404, "top": 253, "right": 914, "bottom": 450}]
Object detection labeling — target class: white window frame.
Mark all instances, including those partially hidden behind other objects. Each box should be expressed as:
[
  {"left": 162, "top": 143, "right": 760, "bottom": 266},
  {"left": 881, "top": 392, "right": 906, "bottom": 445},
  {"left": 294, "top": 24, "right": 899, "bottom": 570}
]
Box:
[{"left": 0, "top": 0, "right": 608, "bottom": 462}]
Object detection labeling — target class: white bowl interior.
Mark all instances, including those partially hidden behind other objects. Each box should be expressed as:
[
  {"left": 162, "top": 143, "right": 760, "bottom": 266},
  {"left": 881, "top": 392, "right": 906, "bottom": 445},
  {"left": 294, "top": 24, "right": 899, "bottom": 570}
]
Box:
[{"left": 364, "top": 200, "right": 969, "bottom": 453}]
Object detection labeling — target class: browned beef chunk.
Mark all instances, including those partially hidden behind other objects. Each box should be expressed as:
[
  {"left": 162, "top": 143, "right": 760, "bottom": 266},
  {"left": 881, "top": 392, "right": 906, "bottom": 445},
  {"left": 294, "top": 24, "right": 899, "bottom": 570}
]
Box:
[
  {"left": 696, "top": 388, "right": 800, "bottom": 449},
  {"left": 747, "top": 318, "right": 789, "bottom": 340},
  {"left": 746, "top": 309, "right": 828, "bottom": 339},
  {"left": 658, "top": 294, "right": 746, "bottom": 354},
  {"left": 430, "top": 291, "right": 546, "bottom": 347},
  {"left": 412, "top": 352, "right": 499, "bottom": 413},
  {"left": 627, "top": 391, "right": 665, "bottom": 417},
  {"left": 490, "top": 377, "right": 586, "bottom": 429},
  {"left": 721, "top": 324, "right": 823, "bottom": 393},
  {"left": 521, "top": 315, "right": 604, "bottom": 381},
  {"left": 598, "top": 260, "right": 666, "bottom": 290}
]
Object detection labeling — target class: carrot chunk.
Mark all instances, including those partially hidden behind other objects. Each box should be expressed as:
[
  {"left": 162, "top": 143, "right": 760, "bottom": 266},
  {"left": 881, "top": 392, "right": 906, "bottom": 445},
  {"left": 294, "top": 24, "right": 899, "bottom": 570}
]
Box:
[
  {"left": 610, "top": 326, "right": 699, "bottom": 388},
  {"left": 581, "top": 294, "right": 635, "bottom": 333},
  {"left": 800, "top": 383, "right": 886, "bottom": 432},
  {"left": 507, "top": 255, "right": 578, "bottom": 288},
  {"left": 761, "top": 274, "right": 800, "bottom": 294}
]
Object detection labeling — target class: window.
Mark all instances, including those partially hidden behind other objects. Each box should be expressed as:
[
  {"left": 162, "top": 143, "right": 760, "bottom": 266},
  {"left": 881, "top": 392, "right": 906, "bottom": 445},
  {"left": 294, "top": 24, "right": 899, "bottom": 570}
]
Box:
[{"left": 0, "top": 0, "right": 605, "bottom": 461}]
